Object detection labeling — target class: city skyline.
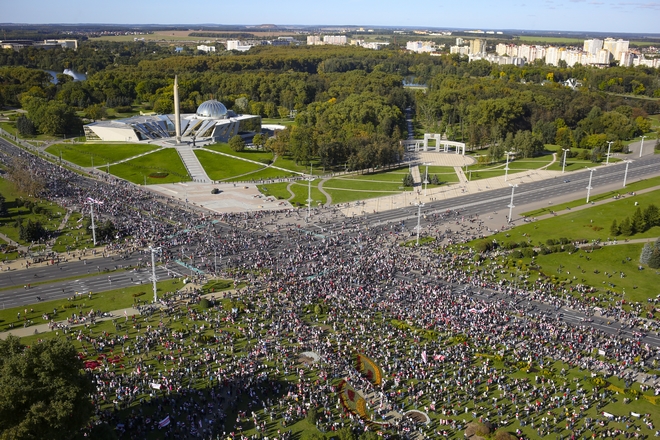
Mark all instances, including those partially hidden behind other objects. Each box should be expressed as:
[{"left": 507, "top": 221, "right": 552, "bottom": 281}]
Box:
[{"left": 3, "top": 0, "right": 660, "bottom": 35}]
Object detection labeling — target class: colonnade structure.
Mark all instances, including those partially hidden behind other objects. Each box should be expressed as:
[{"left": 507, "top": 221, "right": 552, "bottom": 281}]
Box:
[{"left": 402, "top": 133, "right": 466, "bottom": 155}]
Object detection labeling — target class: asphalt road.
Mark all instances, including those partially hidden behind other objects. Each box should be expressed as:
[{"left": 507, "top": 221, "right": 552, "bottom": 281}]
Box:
[{"left": 0, "top": 265, "right": 178, "bottom": 310}]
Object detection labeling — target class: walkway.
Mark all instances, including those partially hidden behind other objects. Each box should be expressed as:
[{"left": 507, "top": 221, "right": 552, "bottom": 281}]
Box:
[
  {"left": 318, "top": 178, "right": 333, "bottom": 206},
  {"left": 176, "top": 145, "right": 211, "bottom": 183}
]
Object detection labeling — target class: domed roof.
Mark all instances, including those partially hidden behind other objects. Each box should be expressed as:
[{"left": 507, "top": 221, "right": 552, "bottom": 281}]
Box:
[{"left": 196, "top": 100, "right": 228, "bottom": 119}]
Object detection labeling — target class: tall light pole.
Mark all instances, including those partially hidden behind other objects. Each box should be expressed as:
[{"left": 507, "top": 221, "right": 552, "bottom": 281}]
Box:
[
  {"left": 307, "top": 164, "right": 313, "bottom": 222},
  {"left": 605, "top": 141, "right": 614, "bottom": 165},
  {"left": 586, "top": 168, "right": 595, "bottom": 204},
  {"left": 416, "top": 202, "right": 424, "bottom": 246},
  {"left": 149, "top": 246, "right": 161, "bottom": 303},
  {"left": 507, "top": 184, "right": 518, "bottom": 223},
  {"left": 504, "top": 151, "right": 514, "bottom": 182},
  {"left": 423, "top": 163, "right": 430, "bottom": 197},
  {"left": 623, "top": 159, "right": 633, "bottom": 187},
  {"left": 86, "top": 197, "right": 103, "bottom": 246},
  {"left": 562, "top": 148, "right": 570, "bottom": 174},
  {"left": 639, "top": 135, "right": 646, "bottom": 158}
]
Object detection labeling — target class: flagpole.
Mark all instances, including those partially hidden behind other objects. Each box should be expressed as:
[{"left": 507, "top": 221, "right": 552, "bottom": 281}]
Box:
[{"left": 90, "top": 202, "right": 97, "bottom": 246}]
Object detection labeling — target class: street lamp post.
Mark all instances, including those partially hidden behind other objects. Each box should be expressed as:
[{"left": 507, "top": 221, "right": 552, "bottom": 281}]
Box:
[
  {"left": 605, "top": 141, "right": 614, "bottom": 165},
  {"left": 416, "top": 202, "right": 424, "bottom": 246},
  {"left": 508, "top": 184, "right": 518, "bottom": 223},
  {"left": 623, "top": 160, "right": 633, "bottom": 187},
  {"left": 423, "top": 163, "right": 430, "bottom": 197},
  {"left": 149, "top": 246, "right": 161, "bottom": 303},
  {"left": 504, "top": 151, "right": 514, "bottom": 182},
  {"left": 586, "top": 168, "right": 595, "bottom": 203},
  {"left": 562, "top": 148, "right": 570, "bottom": 173},
  {"left": 307, "top": 164, "right": 313, "bottom": 222},
  {"left": 639, "top": 136, "right": 646, "bottom": 158}
]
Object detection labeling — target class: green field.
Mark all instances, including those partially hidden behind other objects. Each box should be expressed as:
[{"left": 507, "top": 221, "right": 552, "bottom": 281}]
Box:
[
  {"left": 45, "top": 143, "right": 159, "bottom": 168},
  {"left": 285, "top": 180, "right": 327, "bottom": 206},
  {"left": 467, "top": 189, "right": 660, "bottom": 306},
  {"left": 195, "top": 150, "right": 263, "bottom": 181},
  {"left": 109, "top": 148, "right": 190, "bottom": 184},
  {"left": 522, "top": 176, "right": 660, "bottom": 217},
  {"left": 204, "top": 143, "right": 274, "bottom": 163},
  {"left": 467, "top": 152, "right": 555, "bottom": 180}
]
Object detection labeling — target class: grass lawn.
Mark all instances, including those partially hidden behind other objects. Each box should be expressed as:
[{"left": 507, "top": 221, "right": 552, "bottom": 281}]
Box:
[
  {"left": 0, "top": 278, "right": 186, "bottom": 332},
  {"left": 51, "top": 211, "right": 95, "bottom": 253},
  {"left": 45, "top": 143, "right": 159, "bottom": 168},
  {"left": 425, "top": 166, "right": 460, "bottom": 183},
  {"left": 522, "top": 175, "right": 660, "bottom": 217},
  {"left": 195, "top": 150, "right": 263, "bottom": 181},
  {"left": 257, "top": 182, "right": 291, "bottom": 200},
  {"left": 525, "top": 243, "right": 657, "bottom": 303},
  {"left": 225, "top": 166, "right": 296, "bottom": 182},
  {"left": 261, "top": 117, "right": 295, "bottom": 126},
  {"left": 271, "top": 156, "right": 322, "bottom": 175},
  {"left": 497, "top": 189, "right": 660, "bottom": 244},
  {"left": 0, "top": 178, "right": 69, "bottom": 247},
  {"left": 204, "top": 143, "right": 274, "bottom": 163},
  {"left": 110, "top": 149, "right": 190, "bottom": 184},
  {"left": 467, "top": 153, "right": 555, "bottom": 180},
  {"left": 322, "top": 167, "right": 418, "bottom": 205},
  {"left": 286, "top": 180, "right": 327, "bottom": 207}
]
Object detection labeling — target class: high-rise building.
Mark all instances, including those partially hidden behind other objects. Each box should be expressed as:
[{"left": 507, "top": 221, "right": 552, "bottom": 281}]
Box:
[
  {"left": 583, "top": 39, "right": 603, "bottom": 55},
  {"left": 323, "top": 35, "right": 347, "bottom": 45},
  {"left": 469, "top": 39, "right": 485, "bottom": 55},
  {"left": 306, "top": 36, "right": 322, "bottom": 45}
]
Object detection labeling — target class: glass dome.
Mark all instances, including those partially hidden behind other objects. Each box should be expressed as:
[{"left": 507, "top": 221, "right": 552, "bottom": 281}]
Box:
[{"left": 196, "top": 100, "right": 228, "bottom": 119}]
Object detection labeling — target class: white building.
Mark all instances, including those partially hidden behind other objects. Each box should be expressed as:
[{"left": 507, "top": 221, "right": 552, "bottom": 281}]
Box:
[
  {"left": 307, "top": 35, "right": 322, "bottom": 45},
  {"left": 84, "top": 100, "right": 261, "bottom": 144},
  {"left": 583, "top": 39, "right": 603, "bottom": 55},
  {"left": 323, "top": 35, "right": 347, "bottom": 45},
  {"left": 469, "top": 39, "right": 485, "bottom": 55},
  {"left": 226, "top": 40, "right": 252, "bottom": 52},
  {"left": 197, "top": 45, "right": 216, "bottom": 53},
  {"left": 407, "top": 41, "right": 436, "bottom": 53},
  {"left": 450, "top": 45, "right": 470, "bottom": 56}
]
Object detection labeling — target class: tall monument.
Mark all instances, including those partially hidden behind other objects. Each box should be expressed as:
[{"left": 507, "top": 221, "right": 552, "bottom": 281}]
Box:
[{"left": 173, "top": 75, "right": 182, "bottom": 144}]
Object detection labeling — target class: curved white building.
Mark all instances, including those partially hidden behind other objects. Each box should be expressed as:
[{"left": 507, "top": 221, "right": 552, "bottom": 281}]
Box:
[{"left": 84, "top": 99, "right": 261, "bottom": 143}]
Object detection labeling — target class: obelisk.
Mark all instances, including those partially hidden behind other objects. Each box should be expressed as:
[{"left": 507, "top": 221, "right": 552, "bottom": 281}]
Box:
[{"left": 173, "top": 75, "right": 182, "bottom": 144}]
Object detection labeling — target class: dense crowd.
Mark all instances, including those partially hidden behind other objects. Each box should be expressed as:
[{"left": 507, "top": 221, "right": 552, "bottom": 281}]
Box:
[{"left": 2, "top": 142, "right": 660, "bottom": 439}]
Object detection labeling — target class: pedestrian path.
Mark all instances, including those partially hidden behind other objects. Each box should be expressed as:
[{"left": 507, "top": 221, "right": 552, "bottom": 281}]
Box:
[{"left": 176, "top": 146, "right": 211, "bottom": 183}]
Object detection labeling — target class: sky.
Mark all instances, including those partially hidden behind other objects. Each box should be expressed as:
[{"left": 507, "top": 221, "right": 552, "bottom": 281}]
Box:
[{"left": 4, "top": 0, "right": 659, "bottom": 34}]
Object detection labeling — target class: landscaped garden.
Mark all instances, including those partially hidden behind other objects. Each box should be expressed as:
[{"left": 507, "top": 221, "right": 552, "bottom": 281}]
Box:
[
  {"left": 109, "top": 148, "right": 190, "bottom": 184},
  {"left": 45, "top": 143, "right": 159, "bottom": 168}
]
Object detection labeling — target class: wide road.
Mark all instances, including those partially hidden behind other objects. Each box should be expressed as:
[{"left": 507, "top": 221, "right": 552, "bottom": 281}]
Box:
[{"left": 309, "top": 154, "right": 660, "bottom": 234}]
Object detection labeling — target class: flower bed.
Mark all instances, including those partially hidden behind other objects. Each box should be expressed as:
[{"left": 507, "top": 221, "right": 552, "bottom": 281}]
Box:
[{"left": 356, "top": 353, "right": 383, "bottom": 386}]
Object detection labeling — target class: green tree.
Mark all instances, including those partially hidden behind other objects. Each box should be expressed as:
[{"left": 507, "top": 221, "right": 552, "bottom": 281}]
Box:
[
  {"left": 640, "top": 243, "right": 654, "bottom": 265},
  {"left": 619, "top": 216, "right": 633, "bottom": 236},
  {"left": 403, "top": 173, "right": 414, "bottom": 187},
  {"left": 252, "top": 133, "right": 265, "bottom": 150},
  {"left": 16, "top": 115, "right": 36, "bottom": 137},
  {"left": 610, "top": 219, "right": 619, "bottom": 236},
  {"left": 649, "top": 248, "right": 660, "bottom": 269},
  {"left": 0, "top": 336, "right": 93, "bottom": 440},
  {"left": 643, "top": 204, "right": 660, "bottom": 228},
  {"left": 337, "top": 427, "right": 356, "bottom": 440},
  {"left": 631, "top": 207, "right": 647, "bottom": 233},
  {"left": 17, "top": 218, "right": 47, "bottom": 243},
  {"left": 0, "top": 193, "right": 5, "bottom": 217},
  {"left": 228, "top": 135, "right": 245, "bottom": 152}
]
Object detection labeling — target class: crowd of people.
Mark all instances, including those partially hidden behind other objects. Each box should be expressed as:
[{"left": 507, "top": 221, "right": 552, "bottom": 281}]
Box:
[{"left": 2, "top": 141, "right": 660, "bottom": 440}]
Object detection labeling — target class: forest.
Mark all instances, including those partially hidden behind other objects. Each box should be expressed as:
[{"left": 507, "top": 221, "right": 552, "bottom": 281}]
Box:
[{"left": 0, "top": 41, "right": 658, "bottom": 169}]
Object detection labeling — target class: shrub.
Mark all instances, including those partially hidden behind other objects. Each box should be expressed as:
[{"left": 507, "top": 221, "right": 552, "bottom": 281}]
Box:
[
  {"left": 199, "top": 298, "right": 211, "bottom": 309},
  {"left": 132, "top": 292, "right": 146, "bottom": 298}
]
